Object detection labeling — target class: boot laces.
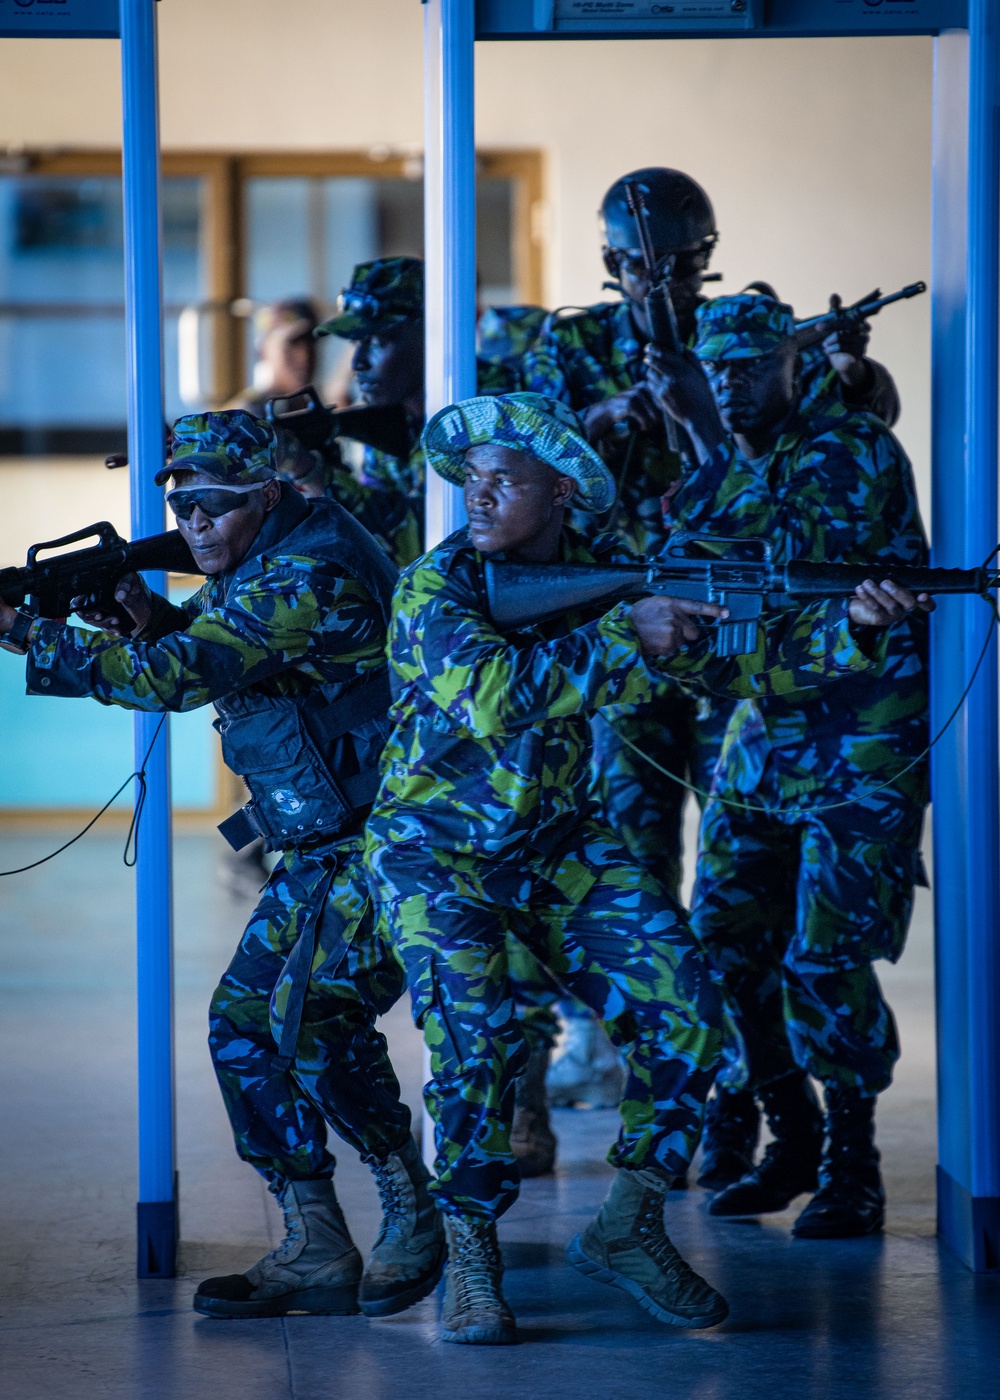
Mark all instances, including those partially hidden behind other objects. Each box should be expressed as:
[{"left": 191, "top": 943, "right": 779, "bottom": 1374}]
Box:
[
  {"left": 265, "top": 1188, "right": 303, "bottom": 1263},
  {"left": 449, "top": 1220, "right": 504, "bottom": 1314},
  {"left": 635, "top": 1193, "right": 689, "bottom": 1282},
  {"left": 372, "top": 1158, "right": 407, "bottom": 1243}
]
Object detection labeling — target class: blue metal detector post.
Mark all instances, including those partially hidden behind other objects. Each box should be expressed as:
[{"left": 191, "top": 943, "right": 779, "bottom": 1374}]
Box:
[
  {"left": 423, "top": 0, "right": 477, "bottom": 541},
  {"left": 425, "top": 0, "right": 1000, "bottom": 1270},
  {"left": 931, "top": 2, "right": 1000, "bottom": 1271},
  {"left": 420, "top": 0, "right": 477, "bottom": 1168},
  {"left": 119, "top": 0, "right": 177, "bottom": 1279}
]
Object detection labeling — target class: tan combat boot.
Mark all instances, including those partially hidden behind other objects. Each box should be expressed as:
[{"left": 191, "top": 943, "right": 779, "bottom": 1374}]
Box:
[
  {"left": 194, "top": 1177, "right": 362, "bottom": 1318},
  {"left": 359, "top": 1135, "right": 447, "bottom": 1316},
  {"left": 439, "top": 1215, "right": 516, "bottom": 1345},
  {"left": 568, "top": 1167, "right": 728, "bottom": 1328},
  {"left": 511, "top": 1047, "right": 557, "bottom": 1178}
]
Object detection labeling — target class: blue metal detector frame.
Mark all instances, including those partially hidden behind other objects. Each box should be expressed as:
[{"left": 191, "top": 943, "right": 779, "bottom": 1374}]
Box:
[
  {"left": 423, "top": 0, "right": 1000, "bottom": 1271},
  {"left": 0, "top": 0, "right": 178, "bottom": 1277}
]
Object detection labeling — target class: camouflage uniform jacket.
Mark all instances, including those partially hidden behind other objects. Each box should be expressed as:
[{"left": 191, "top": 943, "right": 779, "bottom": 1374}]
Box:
[
  {"left": 521, "top": 300, "right": 900, "bottom": 556},
  {"left": 363, "top": 524, "right": 887, "bottom": 903},
  {"left": 24, "top": 491, "right": 390, "bottom": 843},
  {"left": 360, "top": 358, "right": 518, "bottom": 502},
  {"left": 667, "top": 395, "right": 929, "bottom": 820}
]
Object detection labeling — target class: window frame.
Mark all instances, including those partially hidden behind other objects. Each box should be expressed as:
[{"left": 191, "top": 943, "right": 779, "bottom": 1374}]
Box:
[{"left": 16, "top": 147, "right": 546, "bottom": 405}]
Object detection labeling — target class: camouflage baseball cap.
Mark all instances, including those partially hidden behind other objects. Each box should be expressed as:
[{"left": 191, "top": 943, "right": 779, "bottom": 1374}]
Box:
[
  {"left": 694, "top": 293, "right": 796, "bottom": 361},
  {"left": 422, "top": 392, "right": 615, "bottom": 513},
  {"left": 156, "top": 410, "right": 278, "bottom": 486},
  {"left": 316, "top": 257, "right": 423, "bottom": 340}
]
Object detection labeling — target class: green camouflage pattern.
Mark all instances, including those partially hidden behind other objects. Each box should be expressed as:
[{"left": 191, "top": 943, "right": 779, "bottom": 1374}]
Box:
[
  {"left": 17, "top": 494, "right": 413, "bottom": 1187},
  {"left": 693, "top": 293, "right": 796, "bottom": 361},
  {"left": 591, "top": 700, "right": 694, "bottom": 894},
  {"left": 521, "top": 300, "right": 679, "bottom": 556},
  {"left": 669, "top": 393, "right": 929, "bottom": 1094},
  {"left": 317, "top": 256, "right": 423, "bottom": 340},
  {"left": 273, "top": 433, "right": 422, "bottom": 567},
  {"left": 477, "top": 305, "right": 547, "bottom": 367},
  {"left": 25, "top": 506, "right": 388, "bottom": 715},
  {"left": 380, "top": 821, "right": 731, "bottom": 1219},
  {"left": 363, "top": 522, "right": 887, "bottom": 1216},
  {"left": 519, "top": 295, "right": 900, "bottom": 883},
  {"left": 210, "top": 838, "right": 410, "bottom": 1186},
  {"left": 423, "top": 392, "right": 616, "bottom": 513},
  {"left": 156, "top": 409, "right": 278, "bottom": 486},
  {"left": 667, "top": 394, "right": 929, "bottom": 813},
  {"left": 357, "top": 358, "right": 519, "bottom": 527},
  {"left": 690, "top": 801, "right": 920, "bottom": 1095}
]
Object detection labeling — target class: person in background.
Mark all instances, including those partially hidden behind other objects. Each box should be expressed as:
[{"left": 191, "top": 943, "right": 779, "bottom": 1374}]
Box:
[{"left": 229, "top": 299, "right": 320, "bottom": 418}]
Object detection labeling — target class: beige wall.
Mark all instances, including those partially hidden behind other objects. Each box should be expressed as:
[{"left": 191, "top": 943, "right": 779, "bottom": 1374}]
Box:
[{"left": 0, "top": 4, "right": 935, "bottom": 549}]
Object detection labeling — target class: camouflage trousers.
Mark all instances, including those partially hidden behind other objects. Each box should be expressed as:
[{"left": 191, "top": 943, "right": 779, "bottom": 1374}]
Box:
[
  {"left": 208, "top": 838, "right": 410, "bottom": 1189},
  {"left": 690, "top": 797, "right": 923, "bottom": 1095},
  {"left": 377, "top": 821, "right": 731, "bottom": 1220},
  {"left": 507, "top": 691, "right": 698, "bottom": 1055},
  {"left": 592, "top": 688, "right": 697, "bottom": 892}
]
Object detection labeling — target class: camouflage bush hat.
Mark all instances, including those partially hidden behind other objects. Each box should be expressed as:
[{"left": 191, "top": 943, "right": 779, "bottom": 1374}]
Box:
[
  {"left": 156, "top": 410, "right": 278, "bottom": 486},
  {"left": 694, "top": 293, "right": 796, "bottom": 361},
  {"left": 316, "top": 257, "right": 424, "bottom": 340},
  {"left": 422, "top": 392, "right": 615, "bottom": 513}
]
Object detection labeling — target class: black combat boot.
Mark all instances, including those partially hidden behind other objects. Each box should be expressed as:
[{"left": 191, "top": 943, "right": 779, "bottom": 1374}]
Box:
[
  {"left": 510, "top": 1047, "right": 557, "bottom": 1178},
  {"left": 696, "top": 1089, "right": 761, "bottom": 1192},
  {"left": 709, "top": 1070, "right": 823, "bottom": 1217},
  {"left": 793, "top": 1086, "right": 885, "bottom": 1239}
]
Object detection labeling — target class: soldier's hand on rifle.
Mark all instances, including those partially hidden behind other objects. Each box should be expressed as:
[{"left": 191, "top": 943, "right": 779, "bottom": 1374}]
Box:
[
  {"left": 822, "top": 296, "right": 874, "bottom": 391},
  {"left": 629, "top": 595, "right": 729, "bottom": 659},
  {"left": 70, "top": 572, "right": 153, "bottom": 638},
  {"left": 644, "top": 346, "right": 727, "bottom": 463},
  {"left": 848, "top": 579, "right": 935, "bottom": 629},
  {"left": 581, "top": 385, "right": 663, "bottom": 445}
]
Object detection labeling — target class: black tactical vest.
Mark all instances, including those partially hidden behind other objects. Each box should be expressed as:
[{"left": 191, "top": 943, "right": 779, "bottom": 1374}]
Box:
[{"left": 213, "top": 488, "right": 398, "bottom": 851}]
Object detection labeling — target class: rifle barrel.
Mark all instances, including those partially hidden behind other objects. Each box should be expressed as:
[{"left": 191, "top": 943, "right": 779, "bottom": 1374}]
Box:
[{"left": 784, "top": 560, "right": 986, "bottom": 597}]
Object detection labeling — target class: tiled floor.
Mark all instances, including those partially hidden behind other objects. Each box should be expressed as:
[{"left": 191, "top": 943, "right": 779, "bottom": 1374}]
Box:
[{"left": 1, "top": 824, "right": 997, "bottom": 1400}]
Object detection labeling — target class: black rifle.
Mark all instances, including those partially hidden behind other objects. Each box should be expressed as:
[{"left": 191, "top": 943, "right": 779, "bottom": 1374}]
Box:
[
  {"left": 266, "top": 386, "right": 412, "bottom": 460},
  {"left": 0, "top": 522, "right": 199, "bottom": 619},
  {"left": 484, "top": 538, "right": 995, "bottom": 657},
  {"left": 623, "top": 178, "right": 683, "bottom": 456},
  {"left": 794, "top": 281, "right": 927, "bottom": 353}
]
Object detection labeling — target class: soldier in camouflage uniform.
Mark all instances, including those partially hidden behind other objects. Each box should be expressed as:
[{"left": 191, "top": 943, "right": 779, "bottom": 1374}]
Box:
[
  {"left": 314, "top": 257, "right": 523, "bottom": 553},
  {"left": 319, "top": 257, "right": 561, "bottom": 1176},
  {"left": 0, "top": 411, "right": 444, "bottom": 1320},
  {"left": 360, "top": 391, "right": 926, "bottom": 1344},
  {"left": 646, "top": 293, "right": 929, "bottom": 1238},
  {"left": 273, "top": 424, "right": 422, "bottom": 566},
  {"left": 522, "top": 167, "right": 904, "bottom": 1180}
]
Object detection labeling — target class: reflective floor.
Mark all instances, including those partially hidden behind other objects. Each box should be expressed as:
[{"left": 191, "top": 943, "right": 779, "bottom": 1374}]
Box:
[{"left": 1, "top": 826, "right": 997, "bottom": 1400}]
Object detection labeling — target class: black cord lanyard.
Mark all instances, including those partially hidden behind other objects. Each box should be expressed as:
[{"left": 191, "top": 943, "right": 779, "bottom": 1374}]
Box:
[{"left": 0, "top": 714, "right": 166, "bottom": 877}]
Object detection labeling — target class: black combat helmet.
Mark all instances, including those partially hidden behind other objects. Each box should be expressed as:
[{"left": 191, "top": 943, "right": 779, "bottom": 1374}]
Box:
[{"left": 600, "top": 167, "right": 717, "bottom": 255}]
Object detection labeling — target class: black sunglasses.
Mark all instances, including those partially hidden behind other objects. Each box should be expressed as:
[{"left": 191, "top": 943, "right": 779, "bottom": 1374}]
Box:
[{"left": 166, "top": 485, "right": 262, "bottom": 522}]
